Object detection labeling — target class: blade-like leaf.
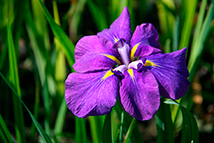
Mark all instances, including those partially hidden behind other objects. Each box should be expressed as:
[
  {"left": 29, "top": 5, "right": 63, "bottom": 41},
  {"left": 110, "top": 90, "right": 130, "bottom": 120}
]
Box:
[
  {"left": 102, "top": 113, "right": 113, "bottom": 143},
  {"left": 0, "top": 114, "right": 13, "bottom": 143},
  {"left": 165, "top": 99, "right": 199, "bottom": 143},
  {"left": 38, "top": 0, "right": 75, "bottom": 70},
  {"left": 180, "top": 106, "right": 199, "bottom": 143},
  {"left": 87, "top": 0, "right": 108, "bottom": 31},
  {"left": 7, "top": 21, "right": 26, "bottom": 143},
  {"left": 0, "top": 72, "right": 53, "bottom": 143},
  {"left": 179, "top": 0, "right": 198, "bottom": 50},
  {"left": 156, "top": 98, "right": 174, "bottom": 143},
  {"left": 75, "top": 117, "right": 87, "bottom": 143},
  {"left": 88, "top": 116, "right": 105, "bottom": 143},
  {"left": 123, "top": 118, "right": 137, "bottom": 143}
]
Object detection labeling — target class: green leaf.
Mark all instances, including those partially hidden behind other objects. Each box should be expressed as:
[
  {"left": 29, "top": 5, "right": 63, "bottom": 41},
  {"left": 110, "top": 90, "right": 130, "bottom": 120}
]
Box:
[
  {"left": 113, "top": 100, "right": 144, "bottom": 143},
  {"left": 188, "top": 1, "right": 214, "bottom": 81},
  {"left": 180, "top": 106, "right": 199, "bottom": 143},
  {"left": 172, "top": 16, "right": 179, "bottom": 51},
  {"left": 164, "top": 99, "right": 179, "bottom": 105},
  {"left": 54, "top": 99, "right": 67, "bottom": 136},
  {"left": 7, "top": 21, "right": 26, "bottom": 143},
  {"left": 118, "top": 109, "right": 125, "bottom": 143},
  {"left": 0, "top": 114, "right": 13, "bottom": 143},
  {"left": 75, "top": 117, "right": 87, "bottom": 143},
  {"left": 123, "top": 118, "right": 137, "bottom": 143},
  {"left": 0, "top": 72, "right": 53, "bottom": 143},
  {"left": 87, "top": 0, "right": 108, "bottom": 31},
  {"left": 179, "top": 0, "right": 198, "bottom": 50},
  {"left": 156, "top": 0, "right": 176, "bottom": 38},
  {"left": 0, "top": 44, "right": 7, "bottom": 71},
  {"left": 156, "top": 98, "right": 174, "bottom": 143},
  {"left": 38, "top": 0, "right": 75, "bottom": 70},
  {"left": 88, "top": 116, "right": 105, "bottom": 143},
  {"left": 102, "top": 113, "right": 113, "bottom": 143},
  {"left": 164, "top": 99, "right": 199, "bottom": 143},
  {"left": 31, "top": 0, "right": 51, "bottom": 50}
]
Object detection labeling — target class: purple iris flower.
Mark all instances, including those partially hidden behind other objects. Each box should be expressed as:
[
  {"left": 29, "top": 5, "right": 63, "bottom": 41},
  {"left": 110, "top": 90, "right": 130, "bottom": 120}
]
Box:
[{"left": 65, "top": 6, "right": 190, "bottom": 121}]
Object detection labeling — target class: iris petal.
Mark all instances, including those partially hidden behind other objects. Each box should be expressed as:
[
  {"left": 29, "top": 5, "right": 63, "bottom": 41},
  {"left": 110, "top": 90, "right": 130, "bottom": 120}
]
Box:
[
  {"left": 97, "top": 6, "right": 132, "bottom": 43},
  {"left": 74, "top": 36, "right": 120, "bottom": 73},
  {"left": 130, "top": 23, "right": 162, "bottom": 59},
  {"left": 65, "top": 70, "right": 119, "bottom": 118},
  {"left": 119, "top": 69, "right": 160, "bottom": 121},
  {"left": 145, "top": 48, "right": 190, "bottom": 99}
]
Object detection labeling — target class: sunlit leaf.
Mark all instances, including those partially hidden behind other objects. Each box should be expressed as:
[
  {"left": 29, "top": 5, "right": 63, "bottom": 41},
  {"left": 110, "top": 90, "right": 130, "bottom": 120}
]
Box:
[{"left": 38, "top": 0, "right": 75, "bottom": 70}]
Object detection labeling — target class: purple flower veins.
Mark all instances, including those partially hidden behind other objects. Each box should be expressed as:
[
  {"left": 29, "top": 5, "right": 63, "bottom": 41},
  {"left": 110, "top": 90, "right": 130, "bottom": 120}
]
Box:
[{"left": 65, "top": 6, "right": 190, "bottom": 121}]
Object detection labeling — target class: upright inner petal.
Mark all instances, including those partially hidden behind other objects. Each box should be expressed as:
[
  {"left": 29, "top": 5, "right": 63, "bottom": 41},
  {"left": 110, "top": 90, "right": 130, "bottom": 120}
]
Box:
[{"left": 114, "top": 39, "right": 130, "bottom": 66}]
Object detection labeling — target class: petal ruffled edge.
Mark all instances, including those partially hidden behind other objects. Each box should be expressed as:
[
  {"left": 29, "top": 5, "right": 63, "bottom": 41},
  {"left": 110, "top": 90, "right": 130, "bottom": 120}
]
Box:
[
  {"left": 65, "top": 70, "right": 119, "bottom": 118},
  {"left": 97, "top": 6, "right": 132, "bottom": 43},
  {"left": 73, "top": 35, "right": 120, "bottom": 73},
  {"left": 145, "top": 48, "right": 190, "bottom": 99},
  {"left": 130, "top": 23, "right": 161, "bottom": 60},
  {"left": 119, "top": 68, "right": 160, "bottom": 121}
]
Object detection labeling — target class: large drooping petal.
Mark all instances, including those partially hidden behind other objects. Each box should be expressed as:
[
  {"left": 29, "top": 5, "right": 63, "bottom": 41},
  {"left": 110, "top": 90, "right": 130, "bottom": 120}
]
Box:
[
  {"left": 130, "top": 23, "right": 161, "bottom": 61},
  {"left": 74, "top": 36, "right": 120, "bottom": 73},
  {"left": 119, "top": 68, "right": 160, "bottom": 121},
  {"left": 97, "top": 6, "right": 132, "bottom": 43},
  {"left": 144, "top": 48, "right": 190, "bottom": 99},
  {"left": 65, "top": 70, "right": 119, "bottom": 118}
]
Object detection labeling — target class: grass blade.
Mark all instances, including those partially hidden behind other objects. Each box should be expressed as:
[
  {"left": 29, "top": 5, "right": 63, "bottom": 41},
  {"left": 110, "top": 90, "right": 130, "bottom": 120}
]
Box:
[
  {"left": 155, "top": 98, "right": 174, "bottom": 143},
  {"left": 180, "top": 106, "right": 199, "bottom": 143},
  {"left": 31, "top": 0, "right": 51, "bottom": 50},
  {"left": 0, "top": 114, "right": 13, "bottom": 143},
  {"left": 75, "top": 117, "right": 87, "bottom": 143},
  {"left": 172, "top": 16, "right": 179, "bottom": 51},
  {"left": 156, "top": 0, "right": 175, "bottom": 38},
  {"left": 179, "top": 0, "right": 198, "bottom": 50},
  {"left": 38, "top": 0, "right": 75, "bottom": 70},
  {"left": 0, "top": 45, "right": 7, "bottom": 71},
  {"left": 188, "top": 1, "right": 214, "bottom": 81},
  {"left": 87, "top": 0, "right": 108, "bottom": 31},
  {"left": 54, "top": 100, "right": 67, "bottom": 137},
  {"left": 118, "top": 109, "right": 124, "bottom": 143},
  {"left": 7, "top": 21, "right": 26, "bottom": 143},
  {"left": 165, "top": 99, "right": 199, "bottom": 143},
  {"left": 102, "top": 113, "right": 113, "bottom": 143},
  {"left": 30, "top": 78, "right": 40, "bottom": 141},
  {"left": 123, "top": 118, "right": 137, "bottom": 143},
  {"left": 0, "top": 72, "right": 53, "bottom": 143},
  {"left": 88, "top": 116, "right": 105, "bottom": 143}
]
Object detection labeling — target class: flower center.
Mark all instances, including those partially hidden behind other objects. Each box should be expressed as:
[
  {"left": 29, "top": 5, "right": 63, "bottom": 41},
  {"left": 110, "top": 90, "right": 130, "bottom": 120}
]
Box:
[{"left": 113, "top": 39, "right": 145, "bottom": 74}]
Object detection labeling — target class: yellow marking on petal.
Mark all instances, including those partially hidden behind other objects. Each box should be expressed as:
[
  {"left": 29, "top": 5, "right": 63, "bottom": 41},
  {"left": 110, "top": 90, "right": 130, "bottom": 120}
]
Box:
[
  {"left": 114, "top": 37, "right": 119, "bottom": 43},
  {"left": 101, "top": 70, "right": 114, "bottom": 81},
  {"left": 103, "top": 54, "right": 121, "bottom": 65},
  {"left": 130, "top": 42, "right": 141, "bottom": 61},
  {"left": 144, "top": 60, "right": 158, "bottom": 67},
  {"left": 127, "top": 69, "right": 134, "bottom": 82}
]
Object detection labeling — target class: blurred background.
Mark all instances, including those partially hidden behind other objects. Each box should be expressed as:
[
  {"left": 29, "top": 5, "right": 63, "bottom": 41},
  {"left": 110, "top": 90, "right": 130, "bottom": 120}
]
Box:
[{"left": 0, "top": 0, "right": 214, "bottom": 142}]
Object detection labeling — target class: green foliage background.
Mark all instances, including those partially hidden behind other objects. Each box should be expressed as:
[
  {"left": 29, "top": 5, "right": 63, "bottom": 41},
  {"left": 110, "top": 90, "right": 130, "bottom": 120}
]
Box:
[{"left": 0, "top": 0, "right": 214, "bottom": 142}]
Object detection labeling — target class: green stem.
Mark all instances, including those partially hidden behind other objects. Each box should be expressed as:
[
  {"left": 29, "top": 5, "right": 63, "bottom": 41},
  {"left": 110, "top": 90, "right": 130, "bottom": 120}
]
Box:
[
  {"left": 119, "top": 109, "right": 124, "bottom": 143},
  {"left": 123, "top": 118, "right": 137, "bottom": 143}
]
